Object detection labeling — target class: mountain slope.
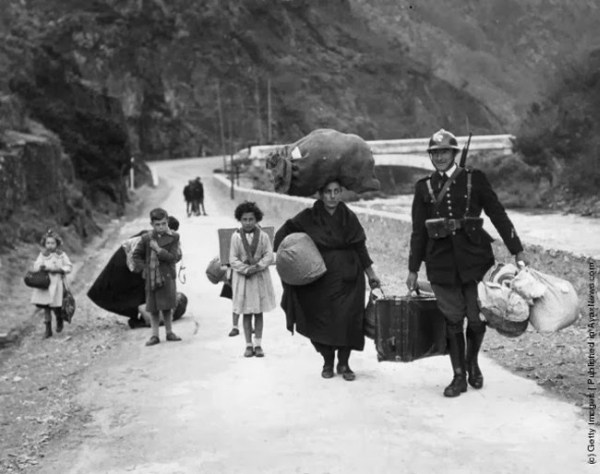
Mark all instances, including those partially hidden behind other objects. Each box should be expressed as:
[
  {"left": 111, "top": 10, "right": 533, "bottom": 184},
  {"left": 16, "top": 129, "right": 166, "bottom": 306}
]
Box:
[{"left": 353, "top": 0, "right": 600, "bottom": 130}]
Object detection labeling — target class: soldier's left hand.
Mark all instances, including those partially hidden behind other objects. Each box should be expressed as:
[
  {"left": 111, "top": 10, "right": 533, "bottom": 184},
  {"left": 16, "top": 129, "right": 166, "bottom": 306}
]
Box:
[{"left": 515, "top": 251, "right": 530, "bottom": 268}]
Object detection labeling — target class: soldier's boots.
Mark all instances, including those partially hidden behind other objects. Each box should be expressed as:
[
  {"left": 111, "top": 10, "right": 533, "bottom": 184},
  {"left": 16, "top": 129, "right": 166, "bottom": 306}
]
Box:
[
  {"left": 444, "top": 373, "right": 468, "bottom": 397},
  {"left": 467, "top": 361, "right": 483, "bottom": 389},
  {"left": 55, "top": 312, "right": 64, "bottom": 333},
  {"left": 466, "top": 327, "right": 485, "bottom": 389},
  {"left": 444, "top": 331, "right": 467, "bottom": 398},
  {"left": 44, "top": 321, "right": 52, "bottom": 339}
]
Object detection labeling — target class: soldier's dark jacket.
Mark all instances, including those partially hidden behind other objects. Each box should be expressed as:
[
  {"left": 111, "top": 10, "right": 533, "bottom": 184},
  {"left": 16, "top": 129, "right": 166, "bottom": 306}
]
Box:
[{"left": 408, "top": 167, "right": 523, "bottom": 285}]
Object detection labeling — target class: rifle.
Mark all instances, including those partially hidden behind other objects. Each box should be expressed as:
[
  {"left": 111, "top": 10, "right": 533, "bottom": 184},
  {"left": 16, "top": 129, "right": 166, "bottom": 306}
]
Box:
[{"left": 459, "top": 132, "right": 473, "bottom": 168}]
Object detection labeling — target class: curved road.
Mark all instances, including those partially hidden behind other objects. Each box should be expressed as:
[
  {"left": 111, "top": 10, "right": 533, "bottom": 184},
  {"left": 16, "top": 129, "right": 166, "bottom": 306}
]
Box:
[{"left": 34, "top": 157, "right": 594, "bottom": 474}]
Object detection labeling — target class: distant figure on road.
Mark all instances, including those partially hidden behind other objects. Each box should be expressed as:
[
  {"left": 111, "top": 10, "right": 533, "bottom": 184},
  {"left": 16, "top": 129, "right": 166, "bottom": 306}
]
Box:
[
  {"left": 133, "top": 208, "right": 182, "bottom": 346},
  {"left": 30, "top": 229, "right": 73, "bottom": 339},
  {"left": 274, "top": 180, "right": 381, "bottom": 381},
  {"left": 406, "top": 128, "right": 529, "bottom": 397},
  {"left": 191, "top": 177, "right": 207, "bottom": 216},
  {"left": 229, "top": 201, "right": 276, "bottom": 358},
  {"left": 183, "top": 181, "right": 194, "bottom": 217}
]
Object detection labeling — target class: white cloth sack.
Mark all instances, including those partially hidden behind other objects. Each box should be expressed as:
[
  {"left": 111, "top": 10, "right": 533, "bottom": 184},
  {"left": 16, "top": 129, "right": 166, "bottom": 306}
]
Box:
[
  {"left": 276, "top": 233, "right": 326, "bottom": 285},
  {"left": 478, "top": 280, "right": 530, "bottom": 323},
  {"left": 482, "top": 262, "right": 518, "bottom": 285},
  {"left": 122, "top": 236, "right": 143, "bottom": 272},
  {"left": 527, "top": 269, "right": 579, "bottom": 332},
  {"left": 511, "top": 267, "right": 547, "bottom": 305}
]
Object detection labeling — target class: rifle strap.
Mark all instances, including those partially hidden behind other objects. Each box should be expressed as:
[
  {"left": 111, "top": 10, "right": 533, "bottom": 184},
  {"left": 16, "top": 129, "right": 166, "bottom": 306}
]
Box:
[
  {"left": 465, "top": 169, "right": 473, "bottom": 215},
  {"left": 425, "top": 167, "right": 464, "bottom": 211}
]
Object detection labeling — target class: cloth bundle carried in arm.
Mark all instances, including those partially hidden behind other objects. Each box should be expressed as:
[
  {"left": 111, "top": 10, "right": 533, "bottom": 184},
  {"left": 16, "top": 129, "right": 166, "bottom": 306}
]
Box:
[
  {"left": 275, "top": 232, "right": 327, "bottom": 286},
  {"left": 148, "top": 248, "right": 164, "bottom": 291},
  {"left": 265, "top": 128, "right": 380, "bottom": 196}
]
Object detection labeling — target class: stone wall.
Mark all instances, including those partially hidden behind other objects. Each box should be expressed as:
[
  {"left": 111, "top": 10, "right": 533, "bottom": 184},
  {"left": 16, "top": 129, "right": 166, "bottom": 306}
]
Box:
[{"left": 212, "top": 174, "right": 597, "bottom": 323}]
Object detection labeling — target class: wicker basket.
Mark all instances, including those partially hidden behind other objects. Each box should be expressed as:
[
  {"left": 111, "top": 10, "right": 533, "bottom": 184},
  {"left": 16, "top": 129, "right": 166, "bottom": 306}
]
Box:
[{"left": 481, "top": 308, "right": 529, "bottom": 338}]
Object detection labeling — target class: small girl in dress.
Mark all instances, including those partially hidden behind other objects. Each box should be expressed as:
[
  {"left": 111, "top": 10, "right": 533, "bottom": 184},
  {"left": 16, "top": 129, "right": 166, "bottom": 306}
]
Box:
[
  {"left": 30, "top": 229, "right": 73, "bottom": 339},
  {"left": 229, "top": 201, "right": 276, "bottom": 357}
]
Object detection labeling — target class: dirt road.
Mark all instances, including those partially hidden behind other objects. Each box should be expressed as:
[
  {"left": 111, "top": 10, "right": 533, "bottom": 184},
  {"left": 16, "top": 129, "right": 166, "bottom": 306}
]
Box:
[{"left": 32, "top": 158, "right": 595, "bottom": 473}]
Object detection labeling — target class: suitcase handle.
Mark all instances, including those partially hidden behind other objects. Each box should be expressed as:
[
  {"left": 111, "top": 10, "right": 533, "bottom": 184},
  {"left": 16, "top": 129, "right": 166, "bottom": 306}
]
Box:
[
  {"left": 406, "top": 285, "right": 435, "bottom": 298},
  {"left": 370, "top": 287, "right": 386, "bottom": 300}
]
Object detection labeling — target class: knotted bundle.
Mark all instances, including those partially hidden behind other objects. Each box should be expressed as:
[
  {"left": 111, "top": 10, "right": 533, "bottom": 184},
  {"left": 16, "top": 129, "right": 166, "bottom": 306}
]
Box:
[
  {"left": 266, "top": 128, "right": 380, "bottom": 196},
  {"left": 275, "top": 232, "right": 327, "bottom": 286}
]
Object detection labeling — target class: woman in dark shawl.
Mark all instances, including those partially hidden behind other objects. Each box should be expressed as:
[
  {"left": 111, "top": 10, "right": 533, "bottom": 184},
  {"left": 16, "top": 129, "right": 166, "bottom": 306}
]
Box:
[
  {"left": 274, "top": 180, "right": 381, "bottom": 381},
  {"left": 87, "top": 216, "right": 180, "bottom": 325}
]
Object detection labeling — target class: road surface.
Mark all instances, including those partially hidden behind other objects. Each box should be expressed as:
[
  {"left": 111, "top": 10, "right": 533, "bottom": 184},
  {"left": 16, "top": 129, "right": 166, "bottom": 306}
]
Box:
[{"left": 33, "top": 157, "right": 595, "bottom": 474}]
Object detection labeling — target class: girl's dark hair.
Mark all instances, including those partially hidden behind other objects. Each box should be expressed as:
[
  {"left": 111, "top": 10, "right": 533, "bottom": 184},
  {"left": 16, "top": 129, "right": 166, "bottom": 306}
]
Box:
[
  {"left": 40, "top": 229, "right": 62, "bottom": 247},
  {"left": 167, "top": 216, "right": 180, "bottom": 231},
  {"left": 234, "top": 201, "right": 264, "bottom": 222}
]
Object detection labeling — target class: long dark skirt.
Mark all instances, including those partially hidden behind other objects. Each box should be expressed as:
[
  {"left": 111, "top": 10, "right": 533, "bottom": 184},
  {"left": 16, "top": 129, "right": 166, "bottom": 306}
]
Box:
[
  {"left": 87, "top": 247, "right": 145, "bottom": 318},
  {"left": 282, "top": 248, "right": 366, "bottom": 350}
]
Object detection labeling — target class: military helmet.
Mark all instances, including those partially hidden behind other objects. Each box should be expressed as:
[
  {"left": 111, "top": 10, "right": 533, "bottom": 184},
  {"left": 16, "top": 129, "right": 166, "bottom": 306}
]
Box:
[{"left": 427, "top": 129, "right": 460, "bottom": 152}]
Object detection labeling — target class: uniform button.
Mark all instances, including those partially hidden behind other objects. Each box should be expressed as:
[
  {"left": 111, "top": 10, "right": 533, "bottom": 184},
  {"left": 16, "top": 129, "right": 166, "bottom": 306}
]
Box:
[
  {"left": 452, "top": 231, "right": 456, "bottom": 236},
  {"left": 464, "top": 195, "right": 468, "bottom": 198},
  {"left": 449, "top": 212, "right": 453, "bottom": 216}
]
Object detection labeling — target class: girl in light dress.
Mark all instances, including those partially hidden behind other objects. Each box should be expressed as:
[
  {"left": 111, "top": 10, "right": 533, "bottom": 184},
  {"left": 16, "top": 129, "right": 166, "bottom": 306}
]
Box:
[
  {"left": 30, "top": 229, "right": 73, "bottom": 339},
  {"left": 229, "top": 201, "right": 276, "bottom": 358}
]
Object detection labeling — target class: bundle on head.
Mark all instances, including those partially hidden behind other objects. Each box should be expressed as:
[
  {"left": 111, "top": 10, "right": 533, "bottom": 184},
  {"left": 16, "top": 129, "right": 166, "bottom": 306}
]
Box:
[{"left": 266, "top": 129, "right": 380, "bottom": 197}]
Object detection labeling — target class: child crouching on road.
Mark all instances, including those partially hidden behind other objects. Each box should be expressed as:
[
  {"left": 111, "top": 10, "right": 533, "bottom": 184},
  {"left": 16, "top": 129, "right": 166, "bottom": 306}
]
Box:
[
  {"left": 133, "top": 208, "right": 182, "bottom": 346},
  {"left": 229, "top": 201, "right": 276, "bottom": 357},
  {"left": 30, "top": 229, "right": 73, "bottom": 339}
]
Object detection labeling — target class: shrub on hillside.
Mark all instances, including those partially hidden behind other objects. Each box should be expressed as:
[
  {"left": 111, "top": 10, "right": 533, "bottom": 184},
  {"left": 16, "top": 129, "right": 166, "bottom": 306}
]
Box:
[
  {"left": 516, "top": 47, "right": 600, "bottom": 198},
  {"left": 474, "top": 154, "right": 546, "bottom": 208}
]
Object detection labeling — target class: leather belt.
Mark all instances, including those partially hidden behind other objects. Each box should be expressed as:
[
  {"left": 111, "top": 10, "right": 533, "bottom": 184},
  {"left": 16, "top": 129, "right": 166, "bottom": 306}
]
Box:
[{"left": 446, "top": 219, "right": 463, "bottom": 231}]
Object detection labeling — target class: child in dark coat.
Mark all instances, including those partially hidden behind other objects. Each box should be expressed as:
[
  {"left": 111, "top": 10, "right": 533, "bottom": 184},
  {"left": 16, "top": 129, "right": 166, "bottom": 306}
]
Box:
[{"left": 133, "top": 208, "right": 182, "bottom": 346}]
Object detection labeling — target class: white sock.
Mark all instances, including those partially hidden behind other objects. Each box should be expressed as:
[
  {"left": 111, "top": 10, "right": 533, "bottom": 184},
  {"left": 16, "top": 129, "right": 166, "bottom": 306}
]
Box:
[{"left": 254, "top": 338, "right": 262, "bottom": 347}]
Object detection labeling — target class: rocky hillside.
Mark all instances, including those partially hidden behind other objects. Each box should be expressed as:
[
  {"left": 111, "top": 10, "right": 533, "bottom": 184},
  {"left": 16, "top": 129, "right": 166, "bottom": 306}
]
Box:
[
  {"left": 353, "top": 0, "right": 600, "bottom": 130},
  {"left": 353, "top": 0, "right": 600, "bottom": 209}
]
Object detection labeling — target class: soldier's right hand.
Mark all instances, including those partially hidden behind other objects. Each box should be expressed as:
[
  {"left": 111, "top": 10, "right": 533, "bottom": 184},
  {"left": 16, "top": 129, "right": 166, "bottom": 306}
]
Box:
[{"left": 406, "top": 272, "right": 418, "bottom": 292}]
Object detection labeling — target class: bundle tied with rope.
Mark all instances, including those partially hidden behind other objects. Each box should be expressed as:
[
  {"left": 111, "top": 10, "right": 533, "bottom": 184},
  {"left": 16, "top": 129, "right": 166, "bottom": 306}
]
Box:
[{"left": 265, "top": 128, "right": 380, "bottom": 197}]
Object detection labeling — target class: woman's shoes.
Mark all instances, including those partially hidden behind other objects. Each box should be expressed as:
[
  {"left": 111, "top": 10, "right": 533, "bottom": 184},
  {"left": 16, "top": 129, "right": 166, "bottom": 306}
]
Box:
[
  {"left": 166, "top": 332, "right": 182, "bottom": 342},
  {"left": 244, "top": 346, "right": 255, "bottom": 357},
  {"left": 228, "top": 328, "right": 240, "bottom": 337},
  {"left": 145, "top": 335, "right": 160, "bottom": 346},
  {"left": 336, "top": 364, "right": 356, "bottom": 381},
  {"left": 254, "top": 346, "right": 265, "bottom": 358},
  {"left": 321, "top": 365, "right": 334, "bottom": 379}
]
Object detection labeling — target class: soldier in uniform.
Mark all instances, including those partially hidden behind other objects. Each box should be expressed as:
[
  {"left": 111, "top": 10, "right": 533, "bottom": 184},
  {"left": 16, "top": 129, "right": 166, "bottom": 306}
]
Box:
[{"left": 406, "top": 129, "right": 528, "bottom": 397}]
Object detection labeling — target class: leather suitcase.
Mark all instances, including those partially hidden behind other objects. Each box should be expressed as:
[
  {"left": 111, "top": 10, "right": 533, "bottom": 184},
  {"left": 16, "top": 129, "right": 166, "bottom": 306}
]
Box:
[{"left": 374, "top": 293, "right": 447, "bottom": 362}]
